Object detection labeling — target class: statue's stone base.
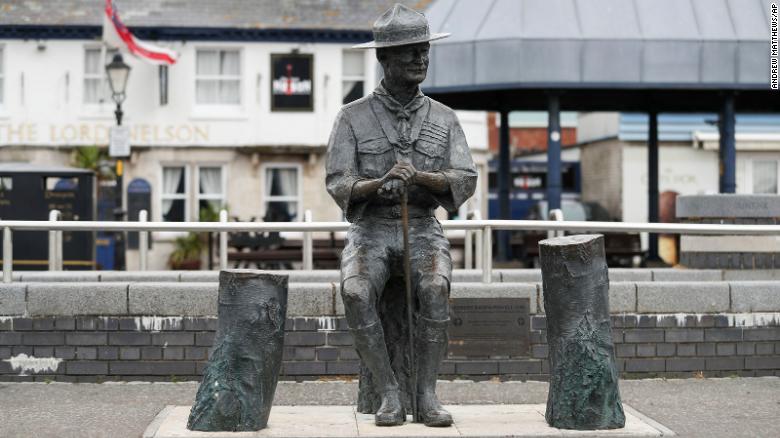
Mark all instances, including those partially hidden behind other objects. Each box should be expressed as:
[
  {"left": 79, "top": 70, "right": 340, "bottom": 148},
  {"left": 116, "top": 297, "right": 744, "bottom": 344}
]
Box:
[{"left": 143, "top": 404, "right": 673, "bottom": 437}]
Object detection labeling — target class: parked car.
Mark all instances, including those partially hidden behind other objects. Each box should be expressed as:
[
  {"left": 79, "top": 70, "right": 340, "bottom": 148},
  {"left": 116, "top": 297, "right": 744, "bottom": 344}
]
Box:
[{"left": 511, "top": 200, "right": 645, "bottom": 268}]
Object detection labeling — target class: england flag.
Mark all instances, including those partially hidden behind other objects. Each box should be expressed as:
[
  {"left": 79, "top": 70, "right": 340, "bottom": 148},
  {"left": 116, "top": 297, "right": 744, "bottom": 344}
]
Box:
[{"left": 102, "top": 0, "right": 178, "bottom": 65}]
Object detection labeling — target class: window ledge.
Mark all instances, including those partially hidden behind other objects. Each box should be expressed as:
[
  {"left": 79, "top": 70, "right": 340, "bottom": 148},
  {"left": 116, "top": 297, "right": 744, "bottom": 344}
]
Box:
[
  {"left": 78, "top": 105, "right": 117, "bottom": 121},
  {"left": 189, "top": 105, "right": 248, "bottom": 121}
]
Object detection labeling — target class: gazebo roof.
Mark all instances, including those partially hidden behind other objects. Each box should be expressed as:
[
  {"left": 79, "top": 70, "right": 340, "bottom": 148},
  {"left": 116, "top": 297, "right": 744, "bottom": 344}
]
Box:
[{"left": 422, "top": 0, "right": 778, "bottom": 112}]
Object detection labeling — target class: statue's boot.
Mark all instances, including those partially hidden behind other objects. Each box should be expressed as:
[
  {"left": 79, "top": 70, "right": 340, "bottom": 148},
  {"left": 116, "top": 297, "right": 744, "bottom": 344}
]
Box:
[
  {"left": 416, "top": 316, "right": 453, "bottom": 427},
  {"left": 351, "top": 321, "right": 405, "bottom": 426}
]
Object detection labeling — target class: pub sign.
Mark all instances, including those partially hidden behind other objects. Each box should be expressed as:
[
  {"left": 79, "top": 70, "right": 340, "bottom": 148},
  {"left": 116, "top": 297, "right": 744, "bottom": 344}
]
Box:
[{"left": 271, "top": 53, "right": 314, "bottom": 111}]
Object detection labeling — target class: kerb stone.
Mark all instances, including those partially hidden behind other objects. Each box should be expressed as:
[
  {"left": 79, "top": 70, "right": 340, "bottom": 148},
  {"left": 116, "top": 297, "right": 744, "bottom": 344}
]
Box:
[
  {"left": 129, "top": 283, "right": 217, "bottom": 316},
  {"left": 730, "top": 282, "right": 780, "bottom": 312},
  {"left": 609, "top": 282, "right": 637, "bottom": 313},
  {"left": 0, "top": 284, "right": 26, "bottom": 315},
  {"left": 177, "top": 271, "right": 217, "bottom": 282},
  {"left": 724, "top": 270, "right": 780, "bottom": 281},
  {"left": 652, "top": 269, "right": 722, "bottom": 282},
  {"left": 637, "top": 282, "right": 730, "bottom": 313},
  {"left": 609, "top": 269, "right": 653, "bottom": 282},
  {"left": 287, "top": 270, "right": 341, "bottom": 283},
  {"left": 288, "top": 283, "right": 335, "bottom": 316},
  {"left": 19, "top": 271, "right": 100, "bottom": 282},
  {"left": 28, "top": 283, "right": 127, "bottom": 316},
  {"left": 498, "top": 269, "right": 542, "bottom": 283},
  {"left": 100, "top": 271, "right": 180, "bottom": 282}
]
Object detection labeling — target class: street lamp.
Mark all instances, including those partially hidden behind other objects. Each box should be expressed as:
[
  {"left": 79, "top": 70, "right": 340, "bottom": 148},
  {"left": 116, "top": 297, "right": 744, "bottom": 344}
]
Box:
[
  {"left": 105, "top": 53, "right": 131, "bottom": 125},
  {"left": 105, "top": 53, "right": 131, "bottom": 271}
]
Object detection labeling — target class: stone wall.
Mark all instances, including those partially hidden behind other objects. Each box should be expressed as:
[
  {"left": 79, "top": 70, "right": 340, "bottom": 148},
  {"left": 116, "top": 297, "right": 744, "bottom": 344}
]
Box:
[
  {"left": 2, "top": 312, "right": 778, "bottom": 382},
  {"left": 677, "top": 195, "right": 780, "bottom": 269},
  {"left": 2, "top": 269, "right": 780, "bottom": 381}
]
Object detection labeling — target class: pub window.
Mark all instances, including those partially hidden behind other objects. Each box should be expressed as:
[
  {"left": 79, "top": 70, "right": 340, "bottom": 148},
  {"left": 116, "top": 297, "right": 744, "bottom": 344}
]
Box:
[
  {"left": 752, "top": 160, "right": 779, "bottom": 194},
  {"left": 162, "top": 166, "right": 189, "bottom": 222},
  {"left": 0, "top": 177, "right": 11, "bottom": 191},
  {"left": 44, "top": 177, "right": 78, "bottom": 191},
  {"left": 195, "top": 49, "right": 241, "bottom": 105},
  {"left": 197, "top": 166, "right": 225, "bottom": 220},
  {"left": 84, "top": 47, "right": 118, "bottom": 104},
  {"left": 342, "top": 50, "right": 365, "bottom": 104},
  {"left": 263, "top": 164, "right": 300, "bottom": 222}
]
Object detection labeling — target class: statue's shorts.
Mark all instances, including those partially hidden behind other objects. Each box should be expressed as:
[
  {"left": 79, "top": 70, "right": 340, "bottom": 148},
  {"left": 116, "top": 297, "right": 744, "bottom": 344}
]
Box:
[{"left": 340, "top": 215, "right": 452, "bottom": 302}]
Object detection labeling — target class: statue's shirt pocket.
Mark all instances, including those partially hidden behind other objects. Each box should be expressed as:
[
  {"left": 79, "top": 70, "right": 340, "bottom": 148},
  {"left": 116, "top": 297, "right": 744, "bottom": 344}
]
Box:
[
  {"left": 415, "top": 123, "right": 448, "bottom": 170},
  {"left": 357, "top": 138, "right": 393, "bottom": 178}
]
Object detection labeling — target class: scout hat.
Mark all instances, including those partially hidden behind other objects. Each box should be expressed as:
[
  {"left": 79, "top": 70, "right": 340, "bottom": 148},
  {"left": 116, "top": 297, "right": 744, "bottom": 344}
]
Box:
[{"left": 352, "top": 3, "right": 450, "bottom": 49}]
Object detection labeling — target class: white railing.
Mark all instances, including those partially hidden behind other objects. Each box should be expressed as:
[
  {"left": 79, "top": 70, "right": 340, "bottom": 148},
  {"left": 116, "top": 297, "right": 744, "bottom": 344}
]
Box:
[
  {"left": 48, "top": 210, "right": 63, "bottom": 271},
  {"left": 5, "top": 208, "right": 780, "bottom": 284},
  {"left": 547, "top": 208, "right": 565, "bottom": 239}
]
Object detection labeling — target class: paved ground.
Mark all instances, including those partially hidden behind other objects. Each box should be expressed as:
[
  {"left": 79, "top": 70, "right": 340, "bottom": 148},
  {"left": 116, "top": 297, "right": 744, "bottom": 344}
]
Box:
[
  {"left": 0, "top": 377, "right": 778, "bottom": 438},
  {"left": 148, "top": 404, "right": 668, "bottom": 438}
]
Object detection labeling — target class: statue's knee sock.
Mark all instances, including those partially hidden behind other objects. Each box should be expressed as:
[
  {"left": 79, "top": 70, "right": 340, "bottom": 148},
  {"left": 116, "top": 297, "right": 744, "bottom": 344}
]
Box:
[
  {"left": 350, "top": 320, "right": 398, "bottom": 392},
  {"left": 415, "top": 316, "right": 449, "bottom": 395}
]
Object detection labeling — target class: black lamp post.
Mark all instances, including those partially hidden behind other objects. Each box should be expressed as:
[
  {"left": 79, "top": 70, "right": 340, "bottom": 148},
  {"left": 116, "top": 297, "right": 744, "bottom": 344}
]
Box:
[
  {"left": 106, "top": 53, "right": 131, "bottom": 125},
  {"left": 105, "top": 53, "right": 131, "bottom": 270}
]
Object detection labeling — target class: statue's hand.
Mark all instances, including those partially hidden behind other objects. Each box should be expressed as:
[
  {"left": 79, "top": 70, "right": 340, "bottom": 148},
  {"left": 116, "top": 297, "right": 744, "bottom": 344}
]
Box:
[
  {"left": 378, "top": 179, "right": 405, "bottom": 200},
  {"left": 383, "top": 162, "right": 417, "bottom": 185}
]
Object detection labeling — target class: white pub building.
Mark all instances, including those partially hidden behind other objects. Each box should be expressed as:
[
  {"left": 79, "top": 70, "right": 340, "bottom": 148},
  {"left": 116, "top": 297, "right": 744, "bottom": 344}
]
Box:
[{"left": 0, "top": 0, "right": 489, "bottom": 269}]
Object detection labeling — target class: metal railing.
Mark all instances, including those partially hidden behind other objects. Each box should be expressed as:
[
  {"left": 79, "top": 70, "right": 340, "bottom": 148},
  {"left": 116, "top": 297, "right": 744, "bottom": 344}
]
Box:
[{"left": 5, "top": 208, "right": 780, "bottom": 284}]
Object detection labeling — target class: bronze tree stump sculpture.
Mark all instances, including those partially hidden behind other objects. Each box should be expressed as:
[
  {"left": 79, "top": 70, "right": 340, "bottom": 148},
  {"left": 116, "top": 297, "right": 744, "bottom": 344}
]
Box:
[
  {"left": 187, "top": 270, "right": 288, "bottom": 432},
  {"left": 539, "top": 234, "right": 625, "bottom": 430}
]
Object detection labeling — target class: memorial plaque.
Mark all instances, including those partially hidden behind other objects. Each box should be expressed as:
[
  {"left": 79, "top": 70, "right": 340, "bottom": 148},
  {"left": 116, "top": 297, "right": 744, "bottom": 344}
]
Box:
[{"left": 448, "top": 298, "right": 530, "bottom": 357}]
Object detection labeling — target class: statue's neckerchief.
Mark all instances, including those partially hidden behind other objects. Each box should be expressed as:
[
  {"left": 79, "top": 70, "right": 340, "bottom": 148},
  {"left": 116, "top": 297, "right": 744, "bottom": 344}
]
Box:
[{"left": 373, "top": 83, "right": 426, "bottom": 163}]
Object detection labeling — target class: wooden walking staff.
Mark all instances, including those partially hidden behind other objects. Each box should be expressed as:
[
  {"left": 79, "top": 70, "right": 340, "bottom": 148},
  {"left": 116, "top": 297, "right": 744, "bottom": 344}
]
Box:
[{"left": 394, "top": 127, "right": 420, "bottom": 422}]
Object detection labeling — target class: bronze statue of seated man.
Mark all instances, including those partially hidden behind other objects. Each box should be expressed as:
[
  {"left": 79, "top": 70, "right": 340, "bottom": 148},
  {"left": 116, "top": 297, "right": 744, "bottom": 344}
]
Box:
[{"left": 326, "top": 3, "right": 477, "bottom": 428}]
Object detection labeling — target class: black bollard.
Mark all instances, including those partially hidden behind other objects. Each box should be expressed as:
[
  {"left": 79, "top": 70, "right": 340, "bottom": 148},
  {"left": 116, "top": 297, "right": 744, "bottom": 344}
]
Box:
[
  {"left": 187, "top": 270, "right": 288, "bottom": 432},
  {"left": 539, "top": 234, "right": 625, "bottom": 430}
]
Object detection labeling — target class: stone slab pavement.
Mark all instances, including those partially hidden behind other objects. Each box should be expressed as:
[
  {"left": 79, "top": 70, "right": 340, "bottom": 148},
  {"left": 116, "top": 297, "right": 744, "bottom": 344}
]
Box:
[
  {"left": 144, "top": 404, "right": 670, "bottom": 438},
  {"left": 0, "top": 378, "right": 778, "bottom": 438}
]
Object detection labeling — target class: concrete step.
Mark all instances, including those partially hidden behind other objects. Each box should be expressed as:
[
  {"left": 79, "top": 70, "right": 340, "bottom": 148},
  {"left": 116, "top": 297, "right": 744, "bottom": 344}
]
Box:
[
  {"left": 4, "top": 279, "right": 780, "bottom": 317},
  {"left": 12, "top": 268, "right": 780, "bottom": 283}
]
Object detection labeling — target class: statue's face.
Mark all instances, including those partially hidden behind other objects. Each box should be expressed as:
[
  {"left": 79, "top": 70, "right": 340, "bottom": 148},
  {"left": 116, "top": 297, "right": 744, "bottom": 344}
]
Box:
[{"left": 379, "top": 42, "right": 430, "bottom": 86}]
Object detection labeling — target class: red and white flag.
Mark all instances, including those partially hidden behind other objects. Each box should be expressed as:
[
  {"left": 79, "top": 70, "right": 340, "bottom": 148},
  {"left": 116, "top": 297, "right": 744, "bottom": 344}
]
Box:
[{"left": 103, "top": 0, "right": 178, "bottom": 65}]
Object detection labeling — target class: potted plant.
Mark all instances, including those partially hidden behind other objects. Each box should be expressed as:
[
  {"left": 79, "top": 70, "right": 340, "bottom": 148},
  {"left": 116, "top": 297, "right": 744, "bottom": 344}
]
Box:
[{"left": 168, "top": 232, "right": 204, "bottom": 270}]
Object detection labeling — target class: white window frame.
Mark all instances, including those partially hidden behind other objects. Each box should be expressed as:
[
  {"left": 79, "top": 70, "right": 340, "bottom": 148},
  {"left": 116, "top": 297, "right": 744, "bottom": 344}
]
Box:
[
  {"left": 83, "top": 46, "right": 118, "bottom": 106},
  {"left": 159, "top": 164, "right": 230, "bottom": 223},
  {"left": 194, "top": 47, "right": 243, "bottom": 107},
  {"left": 341, "top": 49, "right": 366, "bottom": 104},
  {"left": 160, "top": 165, "right": 191, "bottom": 222},
  {"left": 196, "top": 164, "right": 227, "bottom": 218},
  {"left": 261, "top": 162, "right": 303, "bottom": 221}
]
